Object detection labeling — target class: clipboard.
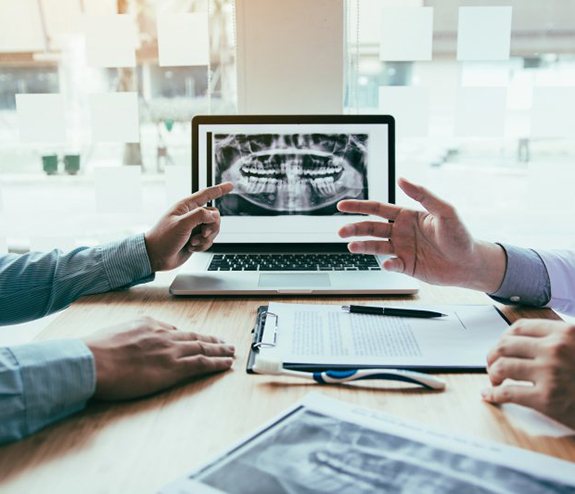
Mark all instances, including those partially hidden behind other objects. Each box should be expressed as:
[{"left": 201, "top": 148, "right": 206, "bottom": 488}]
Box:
[
  {"left": 247, "top": 306, "right": 302, "bottom": 373},
  {"left": 246, "top": 305, "right": 271, "bottom": 374},
  {"left": 246, "top": 303, "right": 511, "bottom": 374}
]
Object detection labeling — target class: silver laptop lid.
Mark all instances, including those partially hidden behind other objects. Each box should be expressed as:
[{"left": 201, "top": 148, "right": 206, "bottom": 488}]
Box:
[{"left": 192, "top": 115, "right": 395, "bottom": 252}]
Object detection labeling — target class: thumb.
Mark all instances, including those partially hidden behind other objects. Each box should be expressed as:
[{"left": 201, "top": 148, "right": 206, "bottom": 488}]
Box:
[
  {"left": 398, "top": 178, "right": 455, "bottom": 218},
  {"left": 382, "top": 257, "right": 405, "bottom": 273},
  {"left": 481, "top": 385, "right": 538, "bottom": 410},
  {"left": 179, "top": 207, "right": 218, "bottom": 231}
]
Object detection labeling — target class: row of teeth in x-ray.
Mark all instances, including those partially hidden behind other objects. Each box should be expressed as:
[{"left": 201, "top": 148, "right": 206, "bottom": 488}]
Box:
[
  {"left": 239, "top": 175, "right": 338, "bottom": 196},
  {"left": 240, "top": 163, "right": 343, "bottom": 178}
]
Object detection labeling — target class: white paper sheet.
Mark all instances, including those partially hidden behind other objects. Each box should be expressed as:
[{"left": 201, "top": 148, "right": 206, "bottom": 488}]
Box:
[
  {"left": 40, "top": 0, "right": 84, "bottom": 45},
  {"left": 349, "top": 0, "right": 424, "bottom": 45},
  {"left": 455, "top": 87, "right": 507, "bottom": 138},
  {"left": 94, "top": 166, "right": 142, "bottom": 214},
  {"left": 82, "top": 0, "right": 116, "bottom": 15},
  {"left": 501, "top": 403, "right": 575, "bottom": 438},
  {"left": 0, "top": 0, "right": 45, "bottom": 52},
  {"left": 83, "top": 14, "right": 137, "bottom": 68},
  {"left": 378, "top": 86, "right": 429, "bottom": 138},
  {"left": 89, "top": 92, "right": 140, "bottom": 143},
  {"left": 157, "top": 12, "right": 209, "bottom": 67},
  {"left": 457, "top": 7, "right": 512, "bottom": 61},
  {"left": 161, "top": 394, "right": 575, "bottom": 494},
  {"left": 259, "top": 303, "right": 509, "bottom": 369},
  {"left": 16, "top": 94, "right": 66, "bottom": 143},
  {"left": 460, "top": 61, "right": 511, "bottom": 87},
  {"left": 530, "top": 87, "right": 575, "bottom": 138},
  {"left": 379, "top": 7, "right": 433, "bottom": 62},
  {"left": 165, "top": 165, "right": 192, "bottom": 205}
]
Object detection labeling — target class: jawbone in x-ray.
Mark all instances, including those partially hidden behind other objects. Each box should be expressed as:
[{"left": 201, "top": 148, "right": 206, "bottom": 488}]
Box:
[{"left": 213, "top": 133, "right": 368, "bottom": 215}]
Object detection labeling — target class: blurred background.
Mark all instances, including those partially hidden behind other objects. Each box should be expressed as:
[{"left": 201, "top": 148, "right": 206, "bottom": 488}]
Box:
[{"left": 0, "top": 0, "right": 573, "bottom": 253}]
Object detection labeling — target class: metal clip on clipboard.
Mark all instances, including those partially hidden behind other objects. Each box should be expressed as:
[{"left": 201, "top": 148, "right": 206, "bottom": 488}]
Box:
[
  {"left": 247, "top": 306, "right": 278, "bottom": 373},
  {"left": 252, "top": 311, "right": 278, "bottom": 349}
]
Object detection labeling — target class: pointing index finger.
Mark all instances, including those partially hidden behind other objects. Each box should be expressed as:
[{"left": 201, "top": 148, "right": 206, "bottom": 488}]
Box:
[{"left": 187, "top": 182, "right": 233, "bottom": 208}]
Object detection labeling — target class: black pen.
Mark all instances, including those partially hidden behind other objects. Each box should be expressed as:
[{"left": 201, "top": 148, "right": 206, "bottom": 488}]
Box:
[{"left": 342, "top": 305, "right": 447, "bottom": 319}]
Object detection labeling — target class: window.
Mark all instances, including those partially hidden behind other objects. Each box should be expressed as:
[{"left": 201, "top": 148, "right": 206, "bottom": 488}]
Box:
[
  {"left": 346, "top": 0, "right": 575, "bottom": 249},
  {"left": 0, "top": 0, "right": 236, "bottom": 251},
  {"left": 0, "top": 0, "right": 574, "bottom": 252}
]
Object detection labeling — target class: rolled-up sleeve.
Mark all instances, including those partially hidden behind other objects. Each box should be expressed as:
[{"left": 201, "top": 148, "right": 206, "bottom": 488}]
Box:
[
  {"left": 0, "top": 339, "right": 95, "bottom": 444},
  {"left": 489, "top": 243, "right": 551, "bottom": 308}
]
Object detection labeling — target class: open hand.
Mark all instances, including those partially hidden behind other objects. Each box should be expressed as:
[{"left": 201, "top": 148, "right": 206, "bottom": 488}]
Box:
[
  {"left": 84, "top": 317, "right": 235, "bottom": 400},
  {"left": 337, "top": 178, "right": 506, "bottom": 293}
]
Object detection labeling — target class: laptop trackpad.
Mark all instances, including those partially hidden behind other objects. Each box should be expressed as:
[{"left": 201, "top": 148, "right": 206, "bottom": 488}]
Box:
[{"left": 258, "top": 273, "right": 331, "bottom": 288}]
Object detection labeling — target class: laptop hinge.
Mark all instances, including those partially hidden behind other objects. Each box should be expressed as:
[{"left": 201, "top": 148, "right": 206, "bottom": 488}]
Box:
[{"left": 208, "top": 243, "right": 351, "bottom": 254}]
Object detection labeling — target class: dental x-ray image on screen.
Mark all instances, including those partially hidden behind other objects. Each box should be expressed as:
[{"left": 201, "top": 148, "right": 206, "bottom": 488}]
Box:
[{"left": 213, "top": 133, "right": 368, "bottom": 215}]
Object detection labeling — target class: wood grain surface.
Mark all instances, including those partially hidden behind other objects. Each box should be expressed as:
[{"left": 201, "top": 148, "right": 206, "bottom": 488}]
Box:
[{"left": 0, "top": 277, "right": 573, "bottom": 493}]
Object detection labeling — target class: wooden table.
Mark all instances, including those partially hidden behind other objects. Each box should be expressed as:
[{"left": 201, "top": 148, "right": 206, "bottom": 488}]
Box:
[{"left": 1, "top": 277, "right": 574, "bottom": 493}]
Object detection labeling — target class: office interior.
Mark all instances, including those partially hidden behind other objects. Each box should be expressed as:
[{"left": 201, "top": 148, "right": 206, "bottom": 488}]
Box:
[
  {"left": 0, "top": 0, "right": 574, "bottom": 492},
  {"left": 0, "top": 0, "right": 573, "bottom": 255}
]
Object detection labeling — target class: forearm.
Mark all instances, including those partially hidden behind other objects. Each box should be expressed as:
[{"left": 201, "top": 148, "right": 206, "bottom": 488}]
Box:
[
  {"left": 0, "top": 234, "right": 153, "bottom": 325},
  {"left": 463, "top": 240, "right": 507, "bottom": 293},
  {"left": 0, "top": 340, "right": 95, "bottom": 444}
]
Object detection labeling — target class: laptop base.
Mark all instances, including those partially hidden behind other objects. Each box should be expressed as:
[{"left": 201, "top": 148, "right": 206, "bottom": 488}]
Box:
[{"left": 169, "top": 270, "right": 419, "bottom": 296}]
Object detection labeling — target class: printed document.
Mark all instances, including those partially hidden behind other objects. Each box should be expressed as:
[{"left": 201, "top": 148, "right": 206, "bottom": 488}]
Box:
[
  {"left": 259, "top": 302, "right": 510, "bottom": 369},
  {"left": 160, "top": 393, "right": 575, "bottom": 494}
]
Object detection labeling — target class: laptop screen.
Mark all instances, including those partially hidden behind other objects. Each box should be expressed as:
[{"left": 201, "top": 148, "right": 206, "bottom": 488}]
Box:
[{"left": 192, "top": 115, "right": 394, "bottom": 245}]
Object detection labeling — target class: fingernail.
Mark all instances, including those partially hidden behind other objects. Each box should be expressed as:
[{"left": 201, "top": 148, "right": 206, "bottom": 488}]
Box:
[
  {"left": 480, "top": 388, "right": 491, "bottom": 400},
  {"left": 226, "top": 345, "right": 235, "bottom": 353},
  {"left": 218, "top": 338, "right": 226, "bottom": 343},
  {"left": 202, "top": 230, "right": 210, "bottom": 238},
  {"left": 191, "top": 238, "right": 201, "bottom": 246}
]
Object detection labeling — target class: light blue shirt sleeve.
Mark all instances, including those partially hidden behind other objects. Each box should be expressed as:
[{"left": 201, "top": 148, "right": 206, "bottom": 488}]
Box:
[
  {"left": 0, "top": 233, "right": 154, "bottom": 444},
  {"left": 0, "top": 233, "right": 154, "bottom": 325},
  {"left": 0, "top": 340, "right": 95, "bottom": 444},
  {"left": 489, "top": 243, "right": 551, "bottom": 308}
]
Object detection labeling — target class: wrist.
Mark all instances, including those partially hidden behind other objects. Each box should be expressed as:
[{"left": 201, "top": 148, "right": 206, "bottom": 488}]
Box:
[
  {"left": 466, "top": 241, "right": 507, "bottom": 293},
  {"left": 143, "top": 232, "right": 162, "bottom": 272}
]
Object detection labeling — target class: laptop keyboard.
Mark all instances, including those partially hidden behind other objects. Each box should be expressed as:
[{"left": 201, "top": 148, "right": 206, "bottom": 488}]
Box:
[{"left": 207, "top": 253, "right": 382, "bottom": 272}]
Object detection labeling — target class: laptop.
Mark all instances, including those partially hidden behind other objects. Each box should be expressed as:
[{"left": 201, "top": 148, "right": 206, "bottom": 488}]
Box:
[{"left": 169, "top": 115, "right": 418, "bottom": 296}]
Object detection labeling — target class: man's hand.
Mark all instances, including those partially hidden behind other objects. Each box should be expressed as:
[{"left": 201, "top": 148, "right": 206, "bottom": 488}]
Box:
[
  {"left": 483, "top": 319, "right": 575, "bottom": 429},
  {"left": 337, "top": 177, "right": 506, "bottom": 293},
  {"left": 145, "top": 182, "right": 233, "bottom": 272},
  {"left": 84, "top": 317, "right": 235, "bottom": 400}
]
